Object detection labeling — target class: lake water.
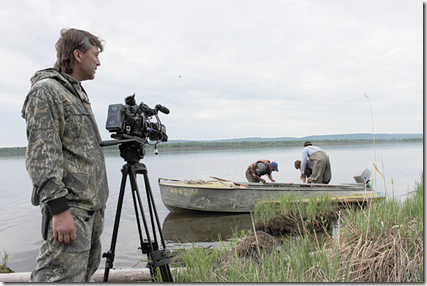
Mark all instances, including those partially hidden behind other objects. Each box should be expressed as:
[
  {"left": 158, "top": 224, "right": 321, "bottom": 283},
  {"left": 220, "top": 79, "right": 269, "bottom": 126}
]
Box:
[{"left": 0, "top": 142, "right": 423, "bottom": 272}]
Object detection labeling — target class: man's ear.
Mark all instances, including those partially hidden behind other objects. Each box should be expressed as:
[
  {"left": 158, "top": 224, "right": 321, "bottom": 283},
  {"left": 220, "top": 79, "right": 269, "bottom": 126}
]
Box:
[{"left": 73, "top": 49, "right": 82, "bottom": 63}]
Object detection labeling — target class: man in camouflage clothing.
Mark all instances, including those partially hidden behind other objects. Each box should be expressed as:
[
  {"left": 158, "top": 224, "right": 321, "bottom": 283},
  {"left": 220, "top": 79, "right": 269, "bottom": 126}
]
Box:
[{"left": 21, "top": 28, "right": 109, "bottom": 282}]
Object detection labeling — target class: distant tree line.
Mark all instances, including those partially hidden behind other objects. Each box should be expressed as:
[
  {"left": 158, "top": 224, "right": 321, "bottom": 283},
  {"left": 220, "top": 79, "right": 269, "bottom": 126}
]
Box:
[
  {"left": 1, "top": 138, "right": 421, "bottom": 157},
  {"left": 157, "top": 138, "right": 422, "bottom": 151},
  {"left": 0, "top": 147, "right": 27, "bottom": 157}
]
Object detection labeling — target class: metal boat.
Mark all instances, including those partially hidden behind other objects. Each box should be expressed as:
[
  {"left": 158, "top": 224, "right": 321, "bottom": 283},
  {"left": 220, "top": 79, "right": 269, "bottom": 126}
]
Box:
[{"left": 158, "top": 168, "right": 381, "bottom": 213}]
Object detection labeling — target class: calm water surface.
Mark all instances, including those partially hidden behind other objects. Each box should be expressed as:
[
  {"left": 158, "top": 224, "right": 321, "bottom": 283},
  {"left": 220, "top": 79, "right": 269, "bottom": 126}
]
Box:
[{"left": 0, "top": 142, "right": 422, "bottom": 272}]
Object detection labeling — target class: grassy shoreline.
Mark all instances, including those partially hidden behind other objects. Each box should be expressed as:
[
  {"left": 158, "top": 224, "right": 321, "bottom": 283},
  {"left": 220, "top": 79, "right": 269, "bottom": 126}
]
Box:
[{"left": 169, "top": 176, "right": 423, "bottom": 282}]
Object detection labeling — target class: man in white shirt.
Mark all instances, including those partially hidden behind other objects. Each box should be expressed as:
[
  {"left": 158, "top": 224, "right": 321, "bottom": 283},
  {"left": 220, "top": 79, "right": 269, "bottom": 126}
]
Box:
[{"left": 300, "top": 141, "right": 331, "bottom": 184}]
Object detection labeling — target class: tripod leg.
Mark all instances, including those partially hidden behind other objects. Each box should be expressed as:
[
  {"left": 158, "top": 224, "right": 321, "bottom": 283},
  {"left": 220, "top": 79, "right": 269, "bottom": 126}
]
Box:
[
  {"left": 130, "top": 164, "right": 174, "bottom": 282},
  {"left": 102, "top": 164, "right": 129, "bottom": 282},
  {"left": 103, "top": 162, "right": 173, "bottom": 282},
  {"left": 127, "top": 165, "right": 160, "bottom": 281},
  {"left": 141, "top": 169, "right": 174, "bottom": 282},
  {"left": 142, "top": 171, "right": 168, "bottom": 249}
]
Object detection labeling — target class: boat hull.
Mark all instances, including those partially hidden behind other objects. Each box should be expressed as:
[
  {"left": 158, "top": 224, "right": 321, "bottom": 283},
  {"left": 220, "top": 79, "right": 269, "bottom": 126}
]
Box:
[{"left": 158, "top": 178, "right": 378, "bottom": 213}]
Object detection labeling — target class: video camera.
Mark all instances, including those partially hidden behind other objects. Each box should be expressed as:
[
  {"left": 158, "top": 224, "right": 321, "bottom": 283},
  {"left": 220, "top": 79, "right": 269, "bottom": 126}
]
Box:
[
  {"left": 106, "top": 93, "right": 169, "bottom": 142},
  {"left": 101, "top": 94, "right": 169, "bottom": 161}
]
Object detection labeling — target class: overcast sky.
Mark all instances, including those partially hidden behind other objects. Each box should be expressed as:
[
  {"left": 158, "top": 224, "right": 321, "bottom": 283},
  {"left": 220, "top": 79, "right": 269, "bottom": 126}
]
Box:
[{"left": 0, "top": 0, "right": 423, "bottom": 147}]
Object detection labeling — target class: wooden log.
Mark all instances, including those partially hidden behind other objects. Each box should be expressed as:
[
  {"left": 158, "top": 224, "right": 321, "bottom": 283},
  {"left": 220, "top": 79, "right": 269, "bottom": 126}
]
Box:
[
  {"left": 0, "top": 272, "right": 31, "bottom": 283},
  {"left": 93, "top": 268, "right": 152, "bottom": 282},
  {"left": 0, "top": 268, "right": 182, "bottom": 282}
]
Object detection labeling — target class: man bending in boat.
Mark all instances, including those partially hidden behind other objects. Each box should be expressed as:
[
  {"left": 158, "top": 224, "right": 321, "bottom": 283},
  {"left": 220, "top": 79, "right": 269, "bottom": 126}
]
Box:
[
  {"left": 300, "top": 141, "right": 332, "bottom": 184},
  {"left": 294, "top": 160, "right": 312, "bottom": 183},
  {"left": 245, "top": 160, "right": 279, "bottom": 183}
]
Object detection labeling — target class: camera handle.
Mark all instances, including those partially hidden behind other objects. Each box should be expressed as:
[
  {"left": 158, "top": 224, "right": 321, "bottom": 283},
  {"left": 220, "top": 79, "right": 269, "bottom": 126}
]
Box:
[
  {"left": 102, "top": 160, "right": 173, "bottom": 282},
  {"left": 100, "top": 133, "right": 144, "bottom": 147}
]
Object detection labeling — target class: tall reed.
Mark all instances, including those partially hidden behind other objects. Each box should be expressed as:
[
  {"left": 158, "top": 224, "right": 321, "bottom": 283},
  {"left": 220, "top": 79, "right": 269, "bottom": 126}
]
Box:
[
  {"left": 325, "top": 175, "right": 423, "bottom": 282},
  {"left": 171, "top": 176, "right": 423, "bottom": 282},
  {"left": 0, "top": 251, "right": 11, "bottom": 273}
]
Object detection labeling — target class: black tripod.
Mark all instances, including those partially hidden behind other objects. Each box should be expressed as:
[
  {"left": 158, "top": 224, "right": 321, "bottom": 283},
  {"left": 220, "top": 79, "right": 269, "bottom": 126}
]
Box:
[{"left": 101, "top": 139, "right": 173, "bottom": 282}]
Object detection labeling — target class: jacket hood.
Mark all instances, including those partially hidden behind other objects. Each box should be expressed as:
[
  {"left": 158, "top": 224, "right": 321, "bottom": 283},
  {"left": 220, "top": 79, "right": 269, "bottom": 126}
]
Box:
[
  {"left": 22, "top": 68, "right": 77, "bottom": 119},
  {"left": 30, "top": 68, "right": 70, "bottom": 87}
]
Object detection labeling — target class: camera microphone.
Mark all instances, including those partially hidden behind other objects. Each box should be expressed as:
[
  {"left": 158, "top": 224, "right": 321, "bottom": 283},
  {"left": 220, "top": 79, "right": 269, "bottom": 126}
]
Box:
[{"left": 155, "top": 104, "right": 170, "bottom": 114}]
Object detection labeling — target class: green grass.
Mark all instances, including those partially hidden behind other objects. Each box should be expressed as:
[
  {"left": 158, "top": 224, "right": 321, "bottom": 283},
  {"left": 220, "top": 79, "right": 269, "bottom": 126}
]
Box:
[
  {"left": 0, "top": 251, "right": 13, "bottom": 273},
  {"left": 170, "top": 176, "right": 423, "bottom": 282},
  {"left": 253, "top": 193, "right": 338, "bottom": 235}
]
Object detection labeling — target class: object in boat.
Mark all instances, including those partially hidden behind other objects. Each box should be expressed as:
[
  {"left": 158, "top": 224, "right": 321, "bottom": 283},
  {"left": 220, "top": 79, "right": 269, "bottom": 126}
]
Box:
[{"left": 159, "top": 168, "right": 382, "bottom": 213}]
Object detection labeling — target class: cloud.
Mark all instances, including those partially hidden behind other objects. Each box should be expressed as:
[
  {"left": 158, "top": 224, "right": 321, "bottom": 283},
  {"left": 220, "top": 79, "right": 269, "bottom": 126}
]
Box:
[{"left": 0, "top": 0, "right": 423, "bottom": 147}]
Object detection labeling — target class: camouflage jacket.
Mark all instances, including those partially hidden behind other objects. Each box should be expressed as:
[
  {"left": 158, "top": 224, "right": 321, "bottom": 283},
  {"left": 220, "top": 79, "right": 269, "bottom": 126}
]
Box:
[{"left": 21, "top": 68, "right": 109, "bottom": 215}]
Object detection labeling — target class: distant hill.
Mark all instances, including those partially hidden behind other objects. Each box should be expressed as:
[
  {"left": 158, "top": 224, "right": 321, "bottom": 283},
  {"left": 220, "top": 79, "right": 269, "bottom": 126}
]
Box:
[
  {"left": 0, "top": 133, "right": 422, "bottom": 157},
  {"left": 168, "top": 133, "right": 423, "bottom": 143}
]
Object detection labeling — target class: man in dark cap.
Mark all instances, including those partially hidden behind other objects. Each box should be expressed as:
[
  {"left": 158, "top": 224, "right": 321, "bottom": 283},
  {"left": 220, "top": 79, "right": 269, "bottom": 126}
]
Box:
[
  {"left": 300, "top": 141, "right": 331, "bottom": 184},
  {"left": 246, "top": 160, "right": 279, "bottom": 184}
]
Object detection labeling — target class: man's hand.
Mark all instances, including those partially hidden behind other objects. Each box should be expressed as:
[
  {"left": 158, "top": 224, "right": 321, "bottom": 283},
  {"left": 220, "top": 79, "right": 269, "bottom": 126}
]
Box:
[
  {"left": 52, "top": 210, "right": 76, "bottom": 245},
  {"left": 300, "top": 173, "right": 306, "bottom": 183},
  {"left": 253, "top": 174, "right": 265, "bottom": 184}
]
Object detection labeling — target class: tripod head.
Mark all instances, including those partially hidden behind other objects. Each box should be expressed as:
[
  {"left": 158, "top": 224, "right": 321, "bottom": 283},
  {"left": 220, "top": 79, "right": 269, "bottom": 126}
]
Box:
[{"left": 100, "top": 134, "right": 147, "bottom": 164}]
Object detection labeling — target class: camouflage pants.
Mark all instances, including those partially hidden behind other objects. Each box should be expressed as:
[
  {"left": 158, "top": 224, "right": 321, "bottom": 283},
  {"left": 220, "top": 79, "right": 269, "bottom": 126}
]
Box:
[{"left": 30, "top": 207, "right": 104, "bottom": 282}]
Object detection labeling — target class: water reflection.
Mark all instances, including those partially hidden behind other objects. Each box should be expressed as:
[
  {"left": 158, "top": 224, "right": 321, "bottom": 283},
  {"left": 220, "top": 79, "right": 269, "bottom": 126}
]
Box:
[{"left": 162, "top": 212, "right": 252, "bottom": 242}]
